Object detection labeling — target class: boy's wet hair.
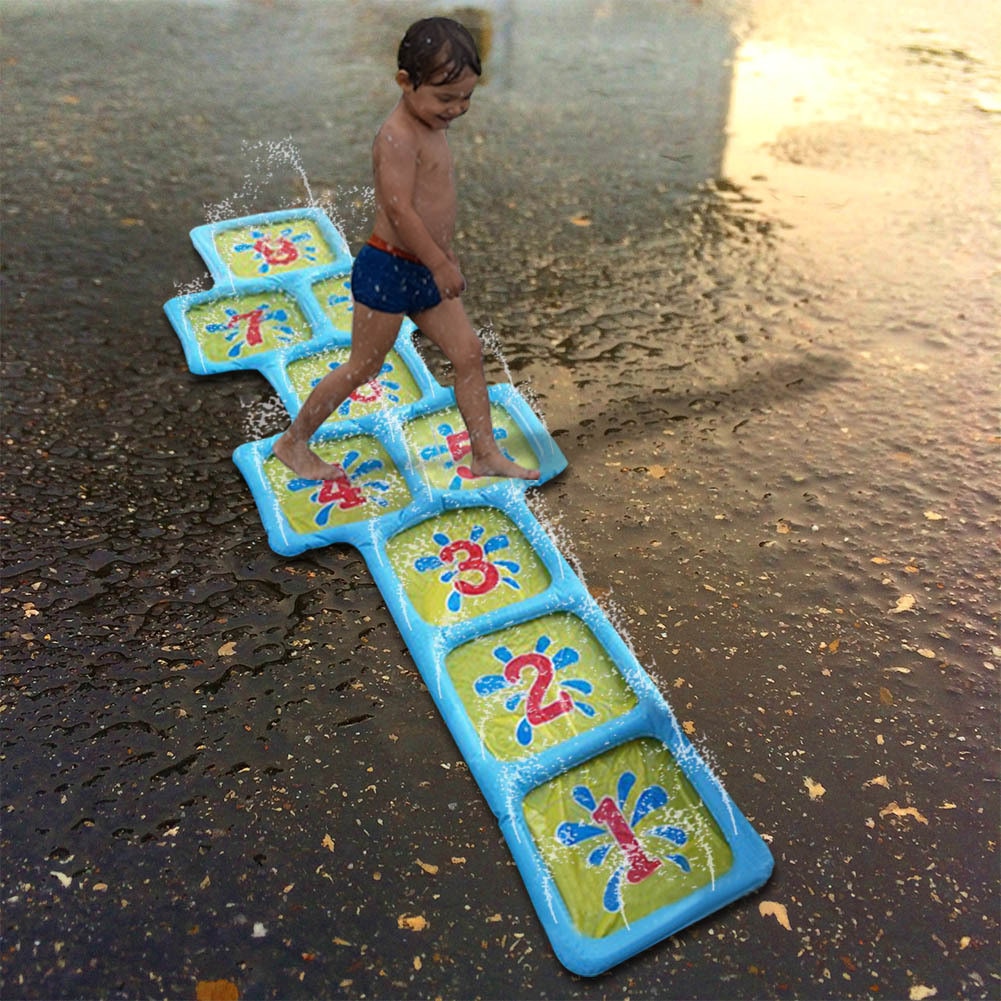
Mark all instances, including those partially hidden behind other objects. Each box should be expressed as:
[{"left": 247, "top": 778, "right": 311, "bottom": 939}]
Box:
[{"left": 398, "top": 17, "right": 482, "bottom": 89}]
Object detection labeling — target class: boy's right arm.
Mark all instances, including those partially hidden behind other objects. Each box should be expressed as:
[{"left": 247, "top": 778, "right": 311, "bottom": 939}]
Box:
[{"left": 372, "top": 129, "right": 465, "bottom": 298}]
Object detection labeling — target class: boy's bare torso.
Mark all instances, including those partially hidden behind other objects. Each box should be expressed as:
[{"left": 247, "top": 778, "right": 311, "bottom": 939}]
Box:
[{"left": 370, "top": 104, "right": 456, "bottom": 257}]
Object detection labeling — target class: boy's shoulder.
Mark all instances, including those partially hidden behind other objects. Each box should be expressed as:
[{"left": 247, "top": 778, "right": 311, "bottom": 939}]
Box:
[
  {"left": 378, "top": 103, "right": 421, "bottom": 144},
  {"left": 374, "top": 105, "right": 444, "bottom": 169}
]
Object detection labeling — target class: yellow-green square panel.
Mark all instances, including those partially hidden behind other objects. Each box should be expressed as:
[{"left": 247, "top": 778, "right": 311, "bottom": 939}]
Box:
[
  {"left": 186, "top": 291, "right": 313, "bottom": 365},
  {"left": 385, "top": 507, "right": 549, "bottom": 626},
  {"left": 286, "top": 347, "right": 423, "bottom": 423},
  {"left": 405, "top": 405, "right": 539, "bottom": 490},
  {"left": 215, "top": 219, "right": 338, "bottom": 279},
  {"left": 446, "top": 613, "right": 638, "bottom": 760},
  {"left": 311, "top": 273, "right": 354, "bottom": 331},
  {"left": 264, "top": 436, "right": 412, "bottom": 535},
  {"left": 523, "top": 738, "right": 734, "bottom": 939}
]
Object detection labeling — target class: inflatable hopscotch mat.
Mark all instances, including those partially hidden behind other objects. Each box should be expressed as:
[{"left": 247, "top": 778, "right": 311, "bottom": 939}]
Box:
[{"left": 164, "top": 207, "right": 772, "bottom": 976}]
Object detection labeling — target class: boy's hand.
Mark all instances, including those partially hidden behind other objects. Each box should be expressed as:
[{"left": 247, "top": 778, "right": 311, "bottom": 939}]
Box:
[{"left": 433, "top": 259, "right": 467, "bottom": 300}]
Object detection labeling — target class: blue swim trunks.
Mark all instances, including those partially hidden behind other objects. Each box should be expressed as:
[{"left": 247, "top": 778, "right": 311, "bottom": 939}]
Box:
[{"left": 351, "top": 237, "right": 442, "bottom": 316}]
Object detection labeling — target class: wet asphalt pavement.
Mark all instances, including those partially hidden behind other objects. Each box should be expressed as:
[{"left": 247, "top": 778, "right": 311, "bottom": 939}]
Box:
[{"left": 1, "top": 1, "right": 999, "bottom": 999}]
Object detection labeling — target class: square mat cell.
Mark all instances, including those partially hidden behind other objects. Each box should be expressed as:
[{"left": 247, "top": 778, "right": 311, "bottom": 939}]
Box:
[
  {"left": 185, "top": 290, "right": 314, "bottom": 365},
  {"left": 285, "top": 347, "right": 424, "bottom": 423},
  {"left": 523, "top": 737, "right": 734, "bottom": 940},
  {"left": 309, "top": 272, "right": 355, "bottom": 332},
  {"left": 446, "top": 612, "right": 639, "bottom": 760},
  {"left": 385, "top": 506, "right": 550, "bottom": 626},
  {"left": 404, "top": 404, "right": 539, "bottom": 491},
  {"left": 263, "top": 436, "right": 412, "bottom": 535},
  {"left": 214, "top": 218, "right": 341, "bottom": 279}
]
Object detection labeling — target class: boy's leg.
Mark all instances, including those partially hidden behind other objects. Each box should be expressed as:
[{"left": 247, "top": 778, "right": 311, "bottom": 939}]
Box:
[
  {"left": 274, "top": 306, "right": 403, "bottom": 480},
  {"left": 413, "top": 298, "right": 540, "bottom": 481}
]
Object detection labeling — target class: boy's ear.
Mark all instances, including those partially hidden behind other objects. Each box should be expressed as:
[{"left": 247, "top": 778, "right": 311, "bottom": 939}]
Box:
[{"left": 396, "top": 69, "right": 414, "bottom": 91}]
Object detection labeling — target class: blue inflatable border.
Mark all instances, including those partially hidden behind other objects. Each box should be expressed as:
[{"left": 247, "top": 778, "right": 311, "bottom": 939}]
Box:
[{"left": 164, "top": 207, "right": 773, "bottom": 977}]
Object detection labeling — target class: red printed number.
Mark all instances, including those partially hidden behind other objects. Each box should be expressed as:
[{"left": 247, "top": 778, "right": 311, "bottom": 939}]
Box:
[
  {"left": 439, "top": 541, "right": 498, "bottom": 596},
  {"left": 591, "top": 797, "right": 662, "bottom": 884},
  {"left": 254, "top": 236, "right": 299, "bottom": 267},
  {"left": 504, "top": 652, "right": 574, "bottom": 726},
  {"left": 445, "top": 429, "right": 477, "bottom": 480},
  {"left": 227, "top": 309, "right": 265, "bottom": 345},
  {"left": 317, "top": 472, "right": 366, "bottom": 509}
]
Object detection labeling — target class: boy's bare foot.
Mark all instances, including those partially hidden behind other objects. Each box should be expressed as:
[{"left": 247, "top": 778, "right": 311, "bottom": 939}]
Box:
[
  {"left": 468, "top": 453, "right": 541, "bottom": 481},
  {"left": 272, "top": 433, "right": 344, "bottom": 481}
]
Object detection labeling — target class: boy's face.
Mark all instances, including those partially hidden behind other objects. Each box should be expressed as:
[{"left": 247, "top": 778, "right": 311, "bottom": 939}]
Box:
[{"left": 398, "top": 65, "right": 478, "bottom": 131}]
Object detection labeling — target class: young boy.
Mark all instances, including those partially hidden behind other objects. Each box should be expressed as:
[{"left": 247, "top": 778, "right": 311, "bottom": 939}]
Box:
[{"left": 274, "top": 17, "right": 540, "bottom": 485}]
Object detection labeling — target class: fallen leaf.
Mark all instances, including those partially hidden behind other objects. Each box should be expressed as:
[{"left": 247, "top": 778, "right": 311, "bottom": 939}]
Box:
[
  {"left": 880, "top": 802, "right": 929, "bottom": 824},
  {"left": 917, "top": 648, "right": 936, "bottom": 659},
  {"left": 451, "top": 856, "right": 467, "bottom": 865},
  {"left": 776, "top": 521, "right": 791, "bottom": 534},
  {"left": 321, "top": 834, "right": 335, "bottom": 853},
  {"left": 758, "top": 900, "right": 791, "bottom": 930},
  {"left": 909, "top": 986, "right": 937, "bottom": 1000},
  {"left": 416, "top": 859, "right": 439, "bottom": 876},
  {"left": 804, "top": 777, "right": 826, "bottom": 800},
  {"left": 648, "top": 464, "right": 668, "bottom": 479},
  {"left": 413, "top": 956, "right": 423, "bottom": 971},
  {"left": 864, "top": 775, "right": 890, "bottom": 789},
  {"left": 252, "top": 923, "right": 267, "bottom": 938},
  {"left": 398, "top": 914, "right": 428, "bottom": 931},
  {"left": 682, "top": 720, "right": 696, "bottom": 735},
  {"left": 890, "top": 594, "right": 916, "bottom": 614},
  {"left": 196, "top": 980, "right": 240, "bottom": 1001},
  {"left": 569, "top": 212, "right": 592, "bottom": 226},
  {"left": 828, "top": 638, "right": 840, "bottom": 654},
  {"left": 871, "top": 556, "right": 891, "bottom": 565},
  {"left": 923, "top": 511, "right": 945, "bottom": 521},
  {"left": 50, "top": 871, "right": 72, "bottom": 888},
  {"left": 879, "top": 686, "right": 894, "bottom": 705},
  {"left": 218, "top": 641, "right": 237, "bottom": 657}
]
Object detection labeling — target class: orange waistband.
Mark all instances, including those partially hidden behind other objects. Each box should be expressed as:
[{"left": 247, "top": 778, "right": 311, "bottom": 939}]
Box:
[{"left": 366, "top": 235, "right": 423, "bottom": 264}]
